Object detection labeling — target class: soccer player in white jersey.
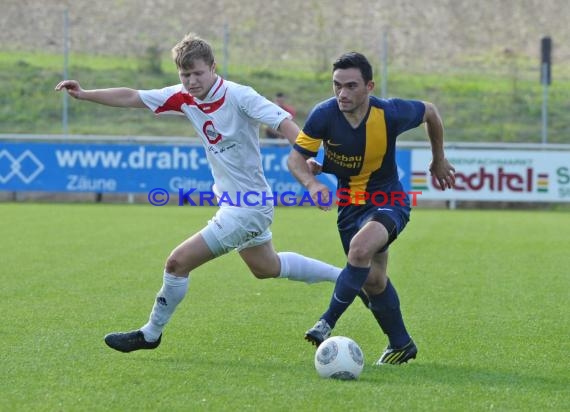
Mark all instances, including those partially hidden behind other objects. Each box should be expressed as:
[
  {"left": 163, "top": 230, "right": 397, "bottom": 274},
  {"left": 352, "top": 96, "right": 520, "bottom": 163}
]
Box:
[{"left": 55, "top": 33, "right": 342, "bottom": 353}]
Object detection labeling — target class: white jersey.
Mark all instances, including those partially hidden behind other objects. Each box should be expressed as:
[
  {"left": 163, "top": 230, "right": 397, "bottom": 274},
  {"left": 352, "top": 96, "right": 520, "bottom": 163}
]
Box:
[{"left": 138, "top": 76, "right": 291, "bottom": 207}]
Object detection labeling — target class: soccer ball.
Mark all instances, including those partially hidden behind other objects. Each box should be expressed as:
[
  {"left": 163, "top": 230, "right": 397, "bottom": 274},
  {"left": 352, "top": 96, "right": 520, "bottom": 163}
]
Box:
[{"left": 314, "top": 336, "right": 364, "bottom": 380}]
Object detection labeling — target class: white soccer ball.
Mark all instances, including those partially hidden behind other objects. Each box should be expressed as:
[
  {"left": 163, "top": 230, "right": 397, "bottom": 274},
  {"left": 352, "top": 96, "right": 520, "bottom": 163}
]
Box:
[{"left": 314, "top": 336, "right": 364, "bottom": 380}]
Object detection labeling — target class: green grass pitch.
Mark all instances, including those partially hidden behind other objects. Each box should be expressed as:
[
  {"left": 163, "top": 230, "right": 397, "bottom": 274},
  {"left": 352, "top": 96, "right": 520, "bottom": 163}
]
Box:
[{"left": 2, "top": 203, "right": 569, "bottom": 411}]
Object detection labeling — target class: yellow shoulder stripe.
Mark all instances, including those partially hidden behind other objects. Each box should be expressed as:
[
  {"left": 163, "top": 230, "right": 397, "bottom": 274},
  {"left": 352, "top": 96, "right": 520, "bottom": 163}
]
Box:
[{"left": 295, "top": 131, "right": 322, "bottom": 154}]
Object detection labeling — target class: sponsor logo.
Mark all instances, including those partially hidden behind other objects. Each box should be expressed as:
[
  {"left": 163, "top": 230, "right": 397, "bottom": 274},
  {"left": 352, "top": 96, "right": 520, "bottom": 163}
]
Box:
[
  {"left": 413, "top": 167, "right": 548, "bottom": 193},
  {"left": 0, "top": 150, "right": 44, "bottom": 184},
  {"left": 202, "top": 120, "right": 222, "bottom": 144}
]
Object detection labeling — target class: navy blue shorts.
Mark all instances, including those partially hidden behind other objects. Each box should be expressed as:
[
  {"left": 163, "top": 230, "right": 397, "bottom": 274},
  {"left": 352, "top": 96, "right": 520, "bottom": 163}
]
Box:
[{"left": 337, "top": 204, "right": 410, "bottom": 255}]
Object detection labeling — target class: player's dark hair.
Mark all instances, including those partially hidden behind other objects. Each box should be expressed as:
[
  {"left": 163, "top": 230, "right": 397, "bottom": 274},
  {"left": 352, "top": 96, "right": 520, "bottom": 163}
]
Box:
[{"left": 332, "top": 52, "right": 373, "bottom": 83}]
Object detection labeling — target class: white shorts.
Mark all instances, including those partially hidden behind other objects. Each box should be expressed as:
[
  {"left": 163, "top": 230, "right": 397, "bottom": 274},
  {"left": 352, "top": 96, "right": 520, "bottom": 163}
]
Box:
[{"left": 199, "top": 206, "right": 274, "bottom": 257}]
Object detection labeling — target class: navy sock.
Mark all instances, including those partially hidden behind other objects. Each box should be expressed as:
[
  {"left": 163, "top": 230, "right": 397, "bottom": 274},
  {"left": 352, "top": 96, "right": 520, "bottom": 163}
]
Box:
[
  {"left": 322, "top": 263, "right": 370, "bottom": 328},
  {"left": 368, "top": 279, "right": 410, "bottom": 348}
]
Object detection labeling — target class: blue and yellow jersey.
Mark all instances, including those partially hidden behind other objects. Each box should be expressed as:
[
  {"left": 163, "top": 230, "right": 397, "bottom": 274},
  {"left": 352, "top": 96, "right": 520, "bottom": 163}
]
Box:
[{"left": 294, "top": 96, "right": 424, "bottom": 220}]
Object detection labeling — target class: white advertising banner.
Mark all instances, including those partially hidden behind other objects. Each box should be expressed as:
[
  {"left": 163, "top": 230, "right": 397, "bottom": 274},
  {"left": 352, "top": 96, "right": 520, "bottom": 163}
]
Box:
[{"left": 411, "top": 149, "right": 570, "bottom": 202}]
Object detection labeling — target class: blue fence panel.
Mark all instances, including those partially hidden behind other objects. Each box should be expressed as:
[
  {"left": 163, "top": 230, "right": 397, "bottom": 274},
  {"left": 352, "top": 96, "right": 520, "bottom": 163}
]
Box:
[{"left": 0, "top": 141, "right": 410, "bottom": 195}]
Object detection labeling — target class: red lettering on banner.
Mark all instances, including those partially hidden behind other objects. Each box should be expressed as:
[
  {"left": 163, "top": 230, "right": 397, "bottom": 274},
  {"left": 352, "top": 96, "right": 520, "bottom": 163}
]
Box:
[
  {"left": 526, "top": 168, "right": 533, "bottom": 192},
  {"left": 445, "top": 167, "right": 534, "bottom": 192}
]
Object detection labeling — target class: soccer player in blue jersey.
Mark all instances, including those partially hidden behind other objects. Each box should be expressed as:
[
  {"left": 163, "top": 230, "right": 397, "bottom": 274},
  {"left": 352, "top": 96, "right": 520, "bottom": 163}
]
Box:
[{"left": 288, "top": 52, "right": 455, "bottom": 365}]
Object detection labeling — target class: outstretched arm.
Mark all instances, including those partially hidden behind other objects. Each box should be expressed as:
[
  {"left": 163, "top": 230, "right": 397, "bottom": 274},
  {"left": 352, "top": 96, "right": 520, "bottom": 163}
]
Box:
[
  {"left": 55, "top": 80, "right": 147, "bottom": 108},
  {"left": 423, "top": 101, "right": 455, "bottom": 190}
]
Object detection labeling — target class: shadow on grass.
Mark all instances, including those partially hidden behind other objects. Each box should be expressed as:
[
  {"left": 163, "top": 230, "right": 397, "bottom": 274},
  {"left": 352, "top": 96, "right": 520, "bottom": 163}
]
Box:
[{"left": 362, "top": 361, "right": 567, "bottom": 390}]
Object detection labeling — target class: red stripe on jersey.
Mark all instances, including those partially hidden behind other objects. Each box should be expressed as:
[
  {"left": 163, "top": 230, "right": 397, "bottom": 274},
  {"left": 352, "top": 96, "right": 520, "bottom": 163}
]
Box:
[
  {"left": 211, "top": 77, "right": 224, "bottom": 96},
  {"left": 155, "top": 90, "right": 226, "bottom": 114},
  {"left": 195, "top": 91, "right": 226, "bottom": 113},
  {"left": 155, "top": 92, "right": 195, "bottom": 114}
]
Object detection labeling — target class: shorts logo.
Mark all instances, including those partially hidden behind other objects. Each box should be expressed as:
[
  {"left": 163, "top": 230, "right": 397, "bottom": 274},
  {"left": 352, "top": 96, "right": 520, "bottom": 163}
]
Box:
[
  {"left": 244, "top": 230, "right": 260, "bottom": 241},
  {"left": 212, "top": 217, "right": 223, "bottom": 230}
]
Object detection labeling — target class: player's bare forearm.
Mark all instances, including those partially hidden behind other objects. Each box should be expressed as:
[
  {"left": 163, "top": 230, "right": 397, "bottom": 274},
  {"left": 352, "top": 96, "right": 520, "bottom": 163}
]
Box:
[
  {"left": 278, "top": 118, "right": 301, "bottom": 146},
  {"left": 423, "top": 101, "right": 456, "bottom": 190},
  {"left": 80, "top": 88, "right": 146, "bottom": 108},
  {"left": 287, "top": 150, "right": 331, "bottom": 210},
  {"left": 288, "top": 150, "right": 316, "bottom": 187},
  {"left": 55, "top": 80, "right": 146, "bottom": 108},
  {"left": 423, "top": 101, "right": 445, "bottom": 161}
]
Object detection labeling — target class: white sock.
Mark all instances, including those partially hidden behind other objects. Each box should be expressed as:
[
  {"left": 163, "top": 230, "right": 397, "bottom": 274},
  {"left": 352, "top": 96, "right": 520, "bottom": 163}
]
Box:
[
  {"left": 278, "top": 252, "right": 341, "bottom": 284},
  {"left": 140, "top": 272, "right": 189, "bottom": 341}
]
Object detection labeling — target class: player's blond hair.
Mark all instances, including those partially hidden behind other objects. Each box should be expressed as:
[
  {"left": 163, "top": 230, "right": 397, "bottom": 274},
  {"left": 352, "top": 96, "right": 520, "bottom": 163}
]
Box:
[{"left": 171, "top": 33, "right": 215, "bottom": 69}]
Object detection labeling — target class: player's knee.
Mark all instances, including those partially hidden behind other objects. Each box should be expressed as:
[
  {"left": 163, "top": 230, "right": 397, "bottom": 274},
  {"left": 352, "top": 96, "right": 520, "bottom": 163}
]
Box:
[
  {"left": 165, "top": 254, "right": 183, "bottom": 274},
  {"left": 347, "top": 242, "right": 374, "bottom": 265}
]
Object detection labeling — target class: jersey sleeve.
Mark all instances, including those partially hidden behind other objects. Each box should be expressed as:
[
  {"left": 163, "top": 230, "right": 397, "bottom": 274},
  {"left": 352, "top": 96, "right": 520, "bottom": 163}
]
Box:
[
  {"left": 233, "top": 85, "right": 292, "bottom": 130},
  {"left": 387, "top": 98, "right": 425, "bottom": 135},
  {"left": 138, "top": 85, "right": 187, "bottom": 115},
  {"left": 293, "top": 105, "right": 326, "bottom": 157}
]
